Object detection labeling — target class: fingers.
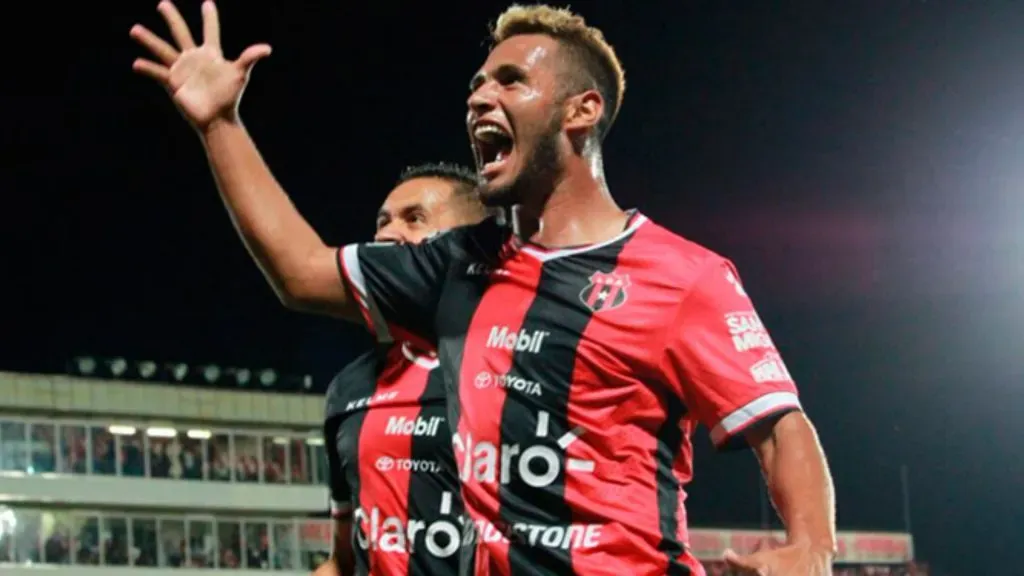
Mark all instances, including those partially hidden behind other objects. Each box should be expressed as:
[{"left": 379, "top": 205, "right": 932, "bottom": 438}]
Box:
[
  {"left": 723, "top": 549, "right": 766, "bottom": 574},
  {"left": 129, "top": 25, "right": 179, "bottom": 65},
  {"left": 235, "top": 43, "right": 273, "bottom": 72},
  {"left": 201, "top": 1, "right": 220, "bottom": 49},
  {"left": 157, "top": 1, "right": 196, "bottom": 49},
  {"left": 132, "top": 58, "right": 171, "bottom": 83}
]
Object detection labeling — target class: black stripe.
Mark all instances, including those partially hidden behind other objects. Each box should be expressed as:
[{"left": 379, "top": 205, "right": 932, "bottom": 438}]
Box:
[
  {"left": 654, "top": 388, "right": 691, "bottom": 575},
  {"left": 405, "top": 367, "right": 463, "bottom": 575},
  {"left": 432, "top": 221, "right": 509, "bottom": 576},
  {"left": 324, "top": 349, "right": 385, "bottom": 576},
  {"left": 499, "top": 242, "right": 630, "bottom": 576}
]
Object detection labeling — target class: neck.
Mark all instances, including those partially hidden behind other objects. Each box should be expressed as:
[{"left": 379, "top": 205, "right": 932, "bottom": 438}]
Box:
[{"left": 513, "top": 151, "right": 628, "bottom": 248}]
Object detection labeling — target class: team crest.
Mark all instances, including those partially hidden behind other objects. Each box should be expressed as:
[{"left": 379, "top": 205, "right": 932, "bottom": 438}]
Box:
[{"left": 579, "top": 271, "right": 630, "bottom": 312}]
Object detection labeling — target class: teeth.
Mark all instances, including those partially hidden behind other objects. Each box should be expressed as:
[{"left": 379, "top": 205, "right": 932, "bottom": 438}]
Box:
[{"left": 474, "top": 124, "right": 509, "bottom": 139}]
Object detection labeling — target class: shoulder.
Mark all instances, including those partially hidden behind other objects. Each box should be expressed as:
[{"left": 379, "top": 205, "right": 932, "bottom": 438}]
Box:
[
  {"left": 324, "top": 347, "right": 385, "bottom": 421},
  {"left": 628, "top": 215, "right": 732, "bottom": 291},
  {"left": 429, "top": 216, "right": 509, "bottom": 261}
]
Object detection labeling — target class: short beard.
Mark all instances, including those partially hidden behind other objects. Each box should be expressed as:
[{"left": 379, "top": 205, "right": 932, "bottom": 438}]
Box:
[{"left": 480, "top": 111, "right": 563, "bottom": 209}]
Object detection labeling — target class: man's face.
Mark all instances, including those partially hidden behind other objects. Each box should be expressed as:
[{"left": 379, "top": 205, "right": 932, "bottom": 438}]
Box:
[
  {"left": 467, "top": 34, "right": 566, "bottom": 207},
  {"left": 374, "top": 177, "right": 466, "bottom": 244}
]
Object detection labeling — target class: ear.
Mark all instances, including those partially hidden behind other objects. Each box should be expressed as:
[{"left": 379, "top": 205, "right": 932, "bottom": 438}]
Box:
[{"left": 563, "top": 89, "right": 604, "bottom": 134}]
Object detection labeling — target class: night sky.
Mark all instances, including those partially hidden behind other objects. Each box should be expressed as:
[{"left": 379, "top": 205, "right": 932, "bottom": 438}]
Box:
[{"left": 6, "top": 2, "right": 1024, "bottom": 574}]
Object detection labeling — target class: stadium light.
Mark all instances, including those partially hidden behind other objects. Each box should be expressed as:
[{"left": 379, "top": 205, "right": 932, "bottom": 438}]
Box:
[
  {"left": 186, "top": 429, "right": 211, "bottom": 440},
  {"left": 226, "top": 367, "right": 251, "bottom": 386},
  {"left": 259, "top": 369, "right": 277, "bottom": 387},
  {"left": 202, "top": 365, "right": 221, "bottom": 383},
  {"left": 146, "top": 427, "right": 177, "bottom": 438},
  {"left": 68, "top": 356, "right": 313, "bottom": 393},
  {"left": 170, "top": 363, "right": 188, "bottom": 381},
  {"left": 109, "top": 358, "right": 128, "bottom": 377},
  {"left": 108, "top": 425, "right": 137, "bottom": 436},
  {"left": 138, "top": 361, "right": 157, "bottom": 379},
  {"left": 75, "top": 356, "right": 97, "bottom": 376},
  {"left": 305, "top": 437, "right": 324, "bottom": 446}
]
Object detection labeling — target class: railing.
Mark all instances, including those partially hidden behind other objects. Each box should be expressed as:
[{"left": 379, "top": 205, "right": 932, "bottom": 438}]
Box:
[
  {"left": 0, "top": 416, "right": 327, "bottom": 486},
  {"left": 0, "top": 506, "right": 329, "bottom": 571}
]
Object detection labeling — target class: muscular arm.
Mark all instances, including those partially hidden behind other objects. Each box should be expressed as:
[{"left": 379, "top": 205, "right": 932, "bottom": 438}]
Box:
[
  {"left": 200, "top": 119, "right": 358, "bottom": 320},
  {"left": 313, "top": 518, "right": 354, "bottom": 576},
  {"left": 746, "top": 411, "right": 836, "bottom": 556}
]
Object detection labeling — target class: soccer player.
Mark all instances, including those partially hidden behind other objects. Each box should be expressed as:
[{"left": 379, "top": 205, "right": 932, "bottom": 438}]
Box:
[
  {"left": 130, "top": 2, "right": 835, "bottom": 575},
  {"left": 317, "top": 163, "right": 488, "bottom": 576}
]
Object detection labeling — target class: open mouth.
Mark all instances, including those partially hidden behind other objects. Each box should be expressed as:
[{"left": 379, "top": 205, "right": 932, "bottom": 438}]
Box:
[{"left": 472, "top": 122, "right": 514, "bottom": 177}]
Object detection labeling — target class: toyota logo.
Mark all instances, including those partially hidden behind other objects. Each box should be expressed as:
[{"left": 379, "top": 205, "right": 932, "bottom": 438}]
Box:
[
  {"left": 375, "top": 456, "right": 394, "bottom": 471},
  {"left": 474, "top": 372, "right": 492, "bottom": 389}
]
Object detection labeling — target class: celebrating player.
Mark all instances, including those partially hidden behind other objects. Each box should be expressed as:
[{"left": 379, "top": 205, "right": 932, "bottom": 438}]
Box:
[
  {"left": 317, "top": 163, "right": 487, "bottom": 576},
  {"left": 130, "top": 2, "right": 835, "bottom": 575}
]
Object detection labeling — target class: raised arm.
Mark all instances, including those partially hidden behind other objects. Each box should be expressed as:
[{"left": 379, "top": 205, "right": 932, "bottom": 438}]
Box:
[
  {"left": 662, "top": 259, "right": 834, "bottom": 575},
  {"left": 129, "top": 1, "right": 356, "bottom": 319}
]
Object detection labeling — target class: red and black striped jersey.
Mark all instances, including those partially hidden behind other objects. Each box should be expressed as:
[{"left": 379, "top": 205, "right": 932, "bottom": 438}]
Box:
[
  {"left": 324, "top": 342, "right": 464, "bottom": 575},
  {"left": 338, "top": 213, "right": 802, "bottom": 576}
]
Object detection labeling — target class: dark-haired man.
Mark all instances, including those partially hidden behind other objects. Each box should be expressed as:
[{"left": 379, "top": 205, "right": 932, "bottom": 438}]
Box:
[
  {"left": 317, "top": 163, "right": 487, "bottom": 576},
  {"left": 131, "top": 2, "right": 835, "bottom": 575}
]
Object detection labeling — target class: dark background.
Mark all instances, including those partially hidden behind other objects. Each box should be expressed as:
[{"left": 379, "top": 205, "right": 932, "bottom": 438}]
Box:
[{"left": 6, "top": 2, "right": 1024, "bottom": 574}]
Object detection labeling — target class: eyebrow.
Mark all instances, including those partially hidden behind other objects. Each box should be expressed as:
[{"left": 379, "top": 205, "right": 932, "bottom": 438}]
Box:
[{"left": 468, "top": 64, "right": 526, "bottom": 92}]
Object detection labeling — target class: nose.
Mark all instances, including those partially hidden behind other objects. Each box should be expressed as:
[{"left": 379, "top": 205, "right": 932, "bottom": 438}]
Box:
[{"left": 467, "top": 82, "right": 498, "bottom": 118}]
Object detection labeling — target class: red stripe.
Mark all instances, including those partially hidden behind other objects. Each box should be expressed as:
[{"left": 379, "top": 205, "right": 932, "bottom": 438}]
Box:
[
  {"left": 355, "top": 347, "right": 432, "bottom": 575},
  {"left": 562, "top": 223, "right": 697, "bottom": 573},
  {"left": 454, "top": 251, "right": 545, "bottom": 576}
]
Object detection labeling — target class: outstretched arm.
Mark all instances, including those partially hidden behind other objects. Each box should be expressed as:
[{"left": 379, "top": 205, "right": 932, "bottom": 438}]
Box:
[
  {"left": 130, "top": 1, "right": 356, "bottom": 319},
  {"left": 200, "top": 119, "right": 353, "bottom": 317}
]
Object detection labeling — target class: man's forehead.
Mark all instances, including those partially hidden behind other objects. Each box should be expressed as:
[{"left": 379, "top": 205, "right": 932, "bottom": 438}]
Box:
[
  {"left": 478, "top": 34, "right": 560, "bottom": 74},
  {"left": 379, "top": 178, "right": 456, "bottom": 213}
]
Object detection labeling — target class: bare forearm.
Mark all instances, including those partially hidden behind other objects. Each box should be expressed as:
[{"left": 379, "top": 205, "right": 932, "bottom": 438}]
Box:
[
  {"left": 199, "top": 118, "right": 339, "bottom": 310},
  {"left": 758, "top": 412, "right": 836, "bottom": 553}
]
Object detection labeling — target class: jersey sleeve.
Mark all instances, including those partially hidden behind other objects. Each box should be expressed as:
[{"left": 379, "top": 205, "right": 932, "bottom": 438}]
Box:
[
  {"left": 337, "top": 231, "right": 458, "bottom": 348},
  {"left": 661, "top": 258, "right": 802, "bottom": 450},
  {"left": 324, "top": 417, "right": 352, "bottom": 520}
]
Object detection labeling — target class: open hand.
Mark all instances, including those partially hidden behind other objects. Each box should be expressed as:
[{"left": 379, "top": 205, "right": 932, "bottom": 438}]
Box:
[
  {"left": 723, "top": 543, "right": 833, "bottom": 576},
  {"left": 130, "top": 1, "right": 271, "bottom": 129}
]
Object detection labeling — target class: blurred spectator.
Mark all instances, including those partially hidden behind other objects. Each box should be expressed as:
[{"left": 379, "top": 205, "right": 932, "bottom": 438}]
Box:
[
  {"left": 149, "top": 438, "right": 171, "bottom": 478},
  {"left": 262, "top": 437, "right": 287, "bottom": 484},
  {"left": 43, "top": 513, "right": 72, "bottom": 564},
  {"left": 76, "top": 516, "right": 100, "bottom": 565},
  {"left": 120, "top": 432, "right": 145, "bottom": 477},
  {"left": 131, "top": 518, "right": 158, "bottom": 567},
  {"left": 59, "top": 425, "right": 88, "bottom": 474},
  {"left": 188, "top": 519, "right": 213, "bottom": 568},
  {"left": 158, "top": 519, "right": 185, "bottom": 567},
  {"left": 207, "top": 434, "right": 232, "bottom": 482},
  {"left": 289, "top": 439, "right": 312, "bottom": 484},
  {"left": 0, "top": 421, "right": 28, "bottom": 472},
  {"left": 29, "top": 424, "right": 56, "bottom": 474},
  {"left": 245, "top": 522, "right": 269, "bottom": 569},
  {"left": 91, "top": 427, "right": 115, "bottom": 475},
  {"left": 217, "top": 520, "right": 241, "bottom": 569},
  {"left": 234, "top": 435, "right": 260, "bottom": 483},
  {"left": 104, "top": 516, "right": 130, "bottom": 566},
  {"left": 180, "top": 436, "right": 203, "bottom": 480}
]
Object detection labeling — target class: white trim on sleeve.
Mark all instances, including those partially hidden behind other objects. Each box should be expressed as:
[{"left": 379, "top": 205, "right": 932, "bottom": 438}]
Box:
[
  {"left": 710, "top": 391, "right": 802, "bottom": 446},
  {"left": 340, "top": 244, "right": 393, "bottom": 344}
]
